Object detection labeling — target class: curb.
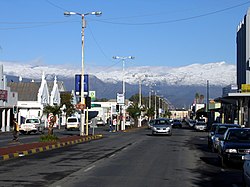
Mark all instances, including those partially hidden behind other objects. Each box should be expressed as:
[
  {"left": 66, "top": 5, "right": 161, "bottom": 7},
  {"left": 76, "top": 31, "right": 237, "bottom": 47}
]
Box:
[{"left": 0, "top": 134, "right": 103, "bottom": 161}]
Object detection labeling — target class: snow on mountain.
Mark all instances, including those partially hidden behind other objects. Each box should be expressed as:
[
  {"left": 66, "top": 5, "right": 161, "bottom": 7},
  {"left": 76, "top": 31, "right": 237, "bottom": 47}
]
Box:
[{"left": 0, "top": 61, "right": 236, "bottom": 86}]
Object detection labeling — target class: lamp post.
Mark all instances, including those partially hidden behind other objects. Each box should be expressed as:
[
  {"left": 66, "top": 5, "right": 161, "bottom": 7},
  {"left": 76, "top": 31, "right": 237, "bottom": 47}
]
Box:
[
  {"left": 133, "top": 74, "right": 145, "bottom": 127},
  {"left": 64, "top": 11, "right": 102, "bottom": 136},
  {"left": 113, "top": 56, "right": 135, "bottom": 130}
]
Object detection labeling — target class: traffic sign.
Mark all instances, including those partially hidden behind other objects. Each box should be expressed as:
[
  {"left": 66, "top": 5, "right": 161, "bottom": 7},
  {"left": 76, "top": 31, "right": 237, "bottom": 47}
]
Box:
[{"left": 76, "top": 103, "right": 86, "bottom": 110}]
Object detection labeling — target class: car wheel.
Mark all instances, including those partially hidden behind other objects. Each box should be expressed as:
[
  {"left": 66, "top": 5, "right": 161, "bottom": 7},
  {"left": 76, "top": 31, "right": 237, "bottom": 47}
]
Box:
[{"left": 152, "top": 131, "right": 155, "bottom": 136}]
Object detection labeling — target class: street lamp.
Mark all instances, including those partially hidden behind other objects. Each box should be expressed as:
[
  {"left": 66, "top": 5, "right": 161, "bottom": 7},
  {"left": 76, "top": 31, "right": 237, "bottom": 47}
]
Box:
[
  {"left": 64, "top": 11, "right": 102, "bottom": 136},
  {"left": 113, "top": 56, "right": 135, "bottom": 130}
]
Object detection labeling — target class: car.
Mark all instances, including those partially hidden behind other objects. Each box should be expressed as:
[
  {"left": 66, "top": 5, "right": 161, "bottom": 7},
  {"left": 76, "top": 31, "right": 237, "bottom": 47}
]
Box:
[
  {"left": 211, "top": 124, "right": 240, "bottom": 152},
  {"left": 194, "top": 121, "right": 207, "bottom": 131},
  {"left": 148, "top": 119, "right": 156, "bottom": 129},
  {"left": 243, "top": 154, "right": 250, "bottom": 187},
  {"left": 218, "top": 128, "right": 250, "bottom": 167},
  {"left": 151, "top": 118, "right": 172, "bottom": 136},
  {"left": 208, "top": 123, "right": 222, "bottom": 149},
  {"left": 19, "top": 117, "right": 44, "bottom": 134},
  {"left": 66, "top": 116, "right": 80, "bottom": 130},
  {"left": 171, "top": 119, "right": 182, "bottom": 128},
  {"left": 188, "top": 119, "right": 197, "bottom": 128}
]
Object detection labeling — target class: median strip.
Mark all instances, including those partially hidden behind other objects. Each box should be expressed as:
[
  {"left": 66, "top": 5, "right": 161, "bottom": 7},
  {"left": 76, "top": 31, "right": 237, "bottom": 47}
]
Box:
[{"left": 0, "top": 134, "right": 103, "bottom": 161}]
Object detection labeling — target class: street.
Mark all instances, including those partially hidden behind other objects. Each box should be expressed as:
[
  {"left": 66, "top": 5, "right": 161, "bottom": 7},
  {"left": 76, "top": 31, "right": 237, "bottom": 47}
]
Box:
[{"left": 0, "top": 125, "right": 244, "bottom": 187}]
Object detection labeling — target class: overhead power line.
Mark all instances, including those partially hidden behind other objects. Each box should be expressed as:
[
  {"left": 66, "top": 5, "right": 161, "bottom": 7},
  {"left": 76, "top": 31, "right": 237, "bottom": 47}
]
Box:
[{"left": 95, "top": 0, "right": 250, "bottom": 26}]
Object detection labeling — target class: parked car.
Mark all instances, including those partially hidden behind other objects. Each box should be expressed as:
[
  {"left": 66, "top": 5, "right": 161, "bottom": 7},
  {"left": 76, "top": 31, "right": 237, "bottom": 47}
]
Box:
[
  {"left": 194, "top": 121, "right": 207, "bottom": 131},
  {"left": 211, "top": 124, "right": 240, "bottom": 152},
  {"left": 218, "top": 128, "right": 250, "bottom": 167},
  {"left": 171, "top": 119, "right": 182, "bottom": 128},
  {"left": 148, "top": 119, "right": 156, "bottom": 129},
  {"left": 151, "top": 118, "right": 172, "bottom": 136},
  {"left": 243, "top": 154, "right": 250, "bottom": 187},
  {"left": 188, "top": 119, "right": 197, "bottom": 128},
  {"left": 66, "top": 116, "right": 80, "bottom": 130},
  {"left": 208, "top": 123, "right": 222, "bottom": 149},
  {"left": 19, "top": 117, "right": 44, "bottom": 134}
]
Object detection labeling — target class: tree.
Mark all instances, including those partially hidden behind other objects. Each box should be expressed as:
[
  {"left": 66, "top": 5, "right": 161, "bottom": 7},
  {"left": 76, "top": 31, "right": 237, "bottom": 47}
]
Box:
[
  {"left": 199, "top": 94, "right": 205, "bottom": 103},
  {"left": 195, "top": 93, "right": 200, "bottom": 104},
  {"left": 126, "top": 103, "right": 141, "bottom": 126},
  {"left": 146, "top": 107, "right": 155, "bottom": 120},
  {"left": 60, "top": 92, "right": 75, "bottom": 117}
]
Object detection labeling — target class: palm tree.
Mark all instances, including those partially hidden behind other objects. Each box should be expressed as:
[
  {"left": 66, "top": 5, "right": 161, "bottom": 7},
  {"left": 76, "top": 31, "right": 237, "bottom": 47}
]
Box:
[
  {"left": 126, "top": 103, "right": 141, "bottom": 127},
  {"left": 195, "top": 93, "right": 200, "bottom": 104}
]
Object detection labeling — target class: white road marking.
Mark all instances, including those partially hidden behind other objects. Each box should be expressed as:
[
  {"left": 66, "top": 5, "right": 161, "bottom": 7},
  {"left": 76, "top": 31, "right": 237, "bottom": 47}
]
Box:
[
  {"left": 84, "top": 165, "right": 95, "bottom": 172},
  {"left": 109, "top": 154, "right": 116, "bottom": 158}
]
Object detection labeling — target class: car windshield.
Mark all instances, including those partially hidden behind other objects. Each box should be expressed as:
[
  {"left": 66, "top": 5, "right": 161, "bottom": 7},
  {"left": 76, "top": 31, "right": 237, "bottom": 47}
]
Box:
[
  {"left": 26, "top": 119, "right": 39, "bottom": 123},
  {"left": 154, "top": 120, "right": 169, "bottom": 125},
  {"left": 216, "top": 125, "right": 239, "bottom": 135},
  {"left": 68, "top": 118, "right": 78, "bottom": 123},
  {"left": 227, "top": 129, "right": 250, "bottom": 142},
  {"left": 217, "top": 127, "right": 228, "bottom": 134},
  {"left": 211, "top": 125, "right": 219, "bottom": 132}
]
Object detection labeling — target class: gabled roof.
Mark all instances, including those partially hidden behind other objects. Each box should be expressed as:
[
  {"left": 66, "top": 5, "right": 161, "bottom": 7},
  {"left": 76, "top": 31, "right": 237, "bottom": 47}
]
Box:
[
  {"left": 47, "top": 81, "right": 65, "bottom": 93},
  {"left": 8, "top": 82, "right": 40, "bottom": 101}
]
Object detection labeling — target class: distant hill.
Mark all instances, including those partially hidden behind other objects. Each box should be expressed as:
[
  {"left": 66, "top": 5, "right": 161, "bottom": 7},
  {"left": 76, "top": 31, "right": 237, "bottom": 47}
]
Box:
[{"left": 1, "top": 61, "right": 231, "bottom": 108}]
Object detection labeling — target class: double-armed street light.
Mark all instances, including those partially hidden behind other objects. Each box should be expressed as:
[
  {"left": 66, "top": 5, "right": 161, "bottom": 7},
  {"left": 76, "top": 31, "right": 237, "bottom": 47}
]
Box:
[
  {"left": 113, "top": 56, "right": 135, "bottom": 130},
  {"left": 64, "top": 11, "right": 102, "bottom": 136}
]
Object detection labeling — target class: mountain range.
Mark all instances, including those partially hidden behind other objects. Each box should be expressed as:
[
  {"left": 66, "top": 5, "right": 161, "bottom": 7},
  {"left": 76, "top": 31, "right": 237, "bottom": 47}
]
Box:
[{"left": 1, "top": 61, "right": 236, "bottom": 108}]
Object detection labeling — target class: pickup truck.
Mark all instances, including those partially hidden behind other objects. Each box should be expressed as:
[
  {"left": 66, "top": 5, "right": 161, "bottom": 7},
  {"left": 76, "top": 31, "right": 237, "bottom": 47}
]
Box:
[{"left": 19, "top": 118, "right": 45, "bottom": 134}]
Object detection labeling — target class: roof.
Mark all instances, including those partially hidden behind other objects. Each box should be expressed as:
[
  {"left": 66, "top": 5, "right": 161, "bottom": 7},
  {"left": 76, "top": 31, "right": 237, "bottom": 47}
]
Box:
[
  {"left": 8, "top": 82, "right": 40, "bottom": 101},
  {"left": 47, "top": 81, "right": 66, "bottom": 93}
]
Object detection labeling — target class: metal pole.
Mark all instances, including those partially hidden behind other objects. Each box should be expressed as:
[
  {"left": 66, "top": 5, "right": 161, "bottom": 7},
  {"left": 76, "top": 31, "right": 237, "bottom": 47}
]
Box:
[
  {"left": 80, "top": 15, "right": 86, "bottom": 136},
  {"left": 139, "top": 79, "right": 142, "bottom": 127},
  {"left": 154, "top": 92, "right": 157, "bottom": 119},
  {"left": 122, "top": 59, "right": 126, "bottom": 131}
]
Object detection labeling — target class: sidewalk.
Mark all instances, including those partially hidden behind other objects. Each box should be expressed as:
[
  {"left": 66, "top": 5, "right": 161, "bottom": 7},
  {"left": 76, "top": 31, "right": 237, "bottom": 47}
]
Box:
[{"left": 0, "top": 134, "right": 103, "bottom": 161}]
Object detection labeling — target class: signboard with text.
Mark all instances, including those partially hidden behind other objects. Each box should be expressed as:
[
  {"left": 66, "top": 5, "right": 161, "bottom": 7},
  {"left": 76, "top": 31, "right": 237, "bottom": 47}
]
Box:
[{"left": 117, "top": 93, "right": 124, "bottom": 105}]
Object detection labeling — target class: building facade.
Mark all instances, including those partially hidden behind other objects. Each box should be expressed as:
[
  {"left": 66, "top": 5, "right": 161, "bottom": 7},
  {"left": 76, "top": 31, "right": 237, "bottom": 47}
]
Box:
[{"left": 237, "top": 8, "right": 250, "bottom": 89}]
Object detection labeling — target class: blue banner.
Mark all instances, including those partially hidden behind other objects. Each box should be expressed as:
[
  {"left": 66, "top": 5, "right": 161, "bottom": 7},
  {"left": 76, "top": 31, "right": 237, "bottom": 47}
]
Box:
[{"left": 75, "top": 74, "right": 89, "bottom": 96}]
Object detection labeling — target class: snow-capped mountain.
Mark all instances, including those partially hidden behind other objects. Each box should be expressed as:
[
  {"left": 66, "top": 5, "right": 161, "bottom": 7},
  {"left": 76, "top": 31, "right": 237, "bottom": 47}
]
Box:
[{"left": 0, "top": 61, "right": 236, "bottom": 86}]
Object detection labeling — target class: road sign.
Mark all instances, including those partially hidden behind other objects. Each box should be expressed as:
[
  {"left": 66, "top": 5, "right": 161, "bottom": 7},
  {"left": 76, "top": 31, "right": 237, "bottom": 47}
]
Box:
[
  {"left": 76, "top": 103, "right": 86, "bottom": 110},
  {"left": 89, "top": 91, "right": 96, "bottom": 101},
  {"left": 117, "top": 93, "right": 124, "bottom": 104}
]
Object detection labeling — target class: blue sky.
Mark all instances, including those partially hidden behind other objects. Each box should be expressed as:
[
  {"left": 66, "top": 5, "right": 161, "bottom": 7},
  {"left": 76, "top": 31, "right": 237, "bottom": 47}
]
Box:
[{"left": 0, "top": 0, "right": 250, "bottom": 71}]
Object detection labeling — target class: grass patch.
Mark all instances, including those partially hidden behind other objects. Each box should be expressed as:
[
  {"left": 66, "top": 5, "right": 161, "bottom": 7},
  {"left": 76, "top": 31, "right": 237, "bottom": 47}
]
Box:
[{"left": 40, "top": 134, "right": 59, "bottom": 142}]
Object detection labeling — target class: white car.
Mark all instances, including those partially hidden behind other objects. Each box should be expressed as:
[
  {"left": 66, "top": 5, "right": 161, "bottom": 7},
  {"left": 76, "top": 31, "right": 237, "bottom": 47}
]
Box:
[
  {"left": 194, "top": 122, "right": 207, "bottom": 131},
  {"left": 66, "top": 117, "right": 80, "bottom": 130},
  {"left": 19, "top": 118, "right": 44, "bottom": 134}
]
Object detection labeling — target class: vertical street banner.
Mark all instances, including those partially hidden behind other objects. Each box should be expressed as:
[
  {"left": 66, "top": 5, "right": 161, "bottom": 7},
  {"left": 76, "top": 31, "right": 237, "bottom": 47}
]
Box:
[{"left": 75, "top": 74, "right": 89, "bottom": 96}]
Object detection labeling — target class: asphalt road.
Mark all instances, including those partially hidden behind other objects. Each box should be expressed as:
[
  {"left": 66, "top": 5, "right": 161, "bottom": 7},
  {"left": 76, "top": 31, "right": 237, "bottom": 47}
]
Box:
[{"left": 0, "top": 125, "right": 244, "bottom": 187}]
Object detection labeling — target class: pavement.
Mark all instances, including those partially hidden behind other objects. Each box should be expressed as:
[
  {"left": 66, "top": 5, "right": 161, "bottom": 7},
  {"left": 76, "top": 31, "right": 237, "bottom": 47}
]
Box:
[{"left": 0, "top": 134, "right": 103, "bottom": 161}]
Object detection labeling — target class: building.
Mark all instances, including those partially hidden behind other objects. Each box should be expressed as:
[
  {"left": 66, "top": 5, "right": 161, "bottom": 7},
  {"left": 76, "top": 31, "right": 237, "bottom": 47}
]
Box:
[
  {"left": 0, "top": 65, "right": 18, "bottom": 132},
  {"left": 237, "top": 8, "right": 250, "bottom": 89},
  {"left": 8, "top": 72, "right": 64, "bottom": 127}
]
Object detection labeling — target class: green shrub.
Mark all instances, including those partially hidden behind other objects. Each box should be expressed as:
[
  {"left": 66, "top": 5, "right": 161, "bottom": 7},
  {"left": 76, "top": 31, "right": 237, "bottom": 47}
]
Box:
[{"left": 40, "top": 134, "right": 59, "bottom": 142}]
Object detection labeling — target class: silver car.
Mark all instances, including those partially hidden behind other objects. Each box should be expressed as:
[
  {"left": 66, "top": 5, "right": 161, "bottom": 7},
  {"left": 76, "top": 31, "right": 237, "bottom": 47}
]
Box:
[{"left": 151, "top": 118, "right": 172, "bottom": 136}]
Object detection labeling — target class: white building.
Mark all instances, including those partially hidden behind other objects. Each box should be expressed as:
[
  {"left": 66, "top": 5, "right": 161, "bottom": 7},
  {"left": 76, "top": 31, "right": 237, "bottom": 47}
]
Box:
[{"left": 8, "top": 72, "right": 64, "bottom": 128}]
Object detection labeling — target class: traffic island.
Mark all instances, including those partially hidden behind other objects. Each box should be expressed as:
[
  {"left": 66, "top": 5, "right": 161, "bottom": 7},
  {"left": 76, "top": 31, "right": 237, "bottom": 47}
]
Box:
[{"left": 0, "top": 134, "right": 103, "bottom": 161}]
